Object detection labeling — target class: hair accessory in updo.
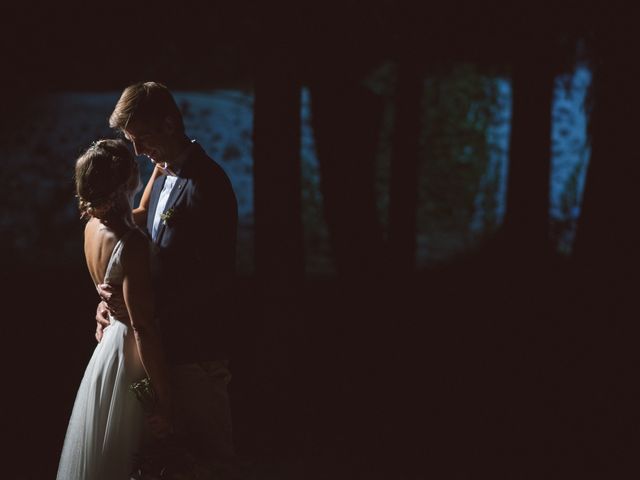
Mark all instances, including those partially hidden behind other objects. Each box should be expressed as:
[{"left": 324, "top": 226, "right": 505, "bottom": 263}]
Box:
[{"left": 74, "top": 138, "right": 136, "bottom": 222}]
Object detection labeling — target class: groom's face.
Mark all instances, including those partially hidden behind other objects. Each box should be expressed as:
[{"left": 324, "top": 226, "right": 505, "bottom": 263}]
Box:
[{"left": 123, "top": 118, "right": 171, "bottom": 167}]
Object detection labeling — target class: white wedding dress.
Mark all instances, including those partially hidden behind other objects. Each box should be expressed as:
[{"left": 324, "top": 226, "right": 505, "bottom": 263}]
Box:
[{"left": 57, "top": 230, "right": 146, "bottom": 480}]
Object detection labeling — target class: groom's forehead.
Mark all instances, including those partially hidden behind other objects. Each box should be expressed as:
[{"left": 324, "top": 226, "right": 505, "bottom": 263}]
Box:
[{"left": 123, "top": 124, "right": 153, "bottom": 141}]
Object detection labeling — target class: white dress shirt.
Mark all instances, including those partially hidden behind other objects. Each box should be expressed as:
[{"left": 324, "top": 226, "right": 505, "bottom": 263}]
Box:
[
  {"left": 152, "top": 174, "right": 178, "bottom": 241},
  {"left": 151, "top": 141, "right": 195, "bottom": 241}
]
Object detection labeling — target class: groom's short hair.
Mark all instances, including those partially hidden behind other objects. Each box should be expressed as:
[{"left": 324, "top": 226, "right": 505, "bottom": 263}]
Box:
[{"left": 109, "top": 81, "right": 185, "bottom": 134}]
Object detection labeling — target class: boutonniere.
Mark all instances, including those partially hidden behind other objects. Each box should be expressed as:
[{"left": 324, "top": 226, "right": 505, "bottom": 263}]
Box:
[{"left": 160, "top": 207, "right": 177, "bottom": 226}]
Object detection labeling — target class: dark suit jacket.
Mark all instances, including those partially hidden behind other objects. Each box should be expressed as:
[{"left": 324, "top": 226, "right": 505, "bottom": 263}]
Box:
[{"left": 147, "top": 142, "right": 238, "bottom": 365}]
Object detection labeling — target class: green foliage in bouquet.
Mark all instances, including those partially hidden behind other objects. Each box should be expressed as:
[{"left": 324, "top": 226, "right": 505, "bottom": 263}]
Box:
[{"left": 130, "top": 377, "right": 158, "bottom": 413}]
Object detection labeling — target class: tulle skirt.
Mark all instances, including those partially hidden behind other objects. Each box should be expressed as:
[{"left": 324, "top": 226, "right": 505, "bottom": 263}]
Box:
[{"left": 57, "top": 318, "right": 145, "bottom": 480}]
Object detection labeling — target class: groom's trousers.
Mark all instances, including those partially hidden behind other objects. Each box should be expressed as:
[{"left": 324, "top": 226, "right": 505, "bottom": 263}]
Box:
[{"left": 170, "top": 359, "right": 235, "bottom": 461}]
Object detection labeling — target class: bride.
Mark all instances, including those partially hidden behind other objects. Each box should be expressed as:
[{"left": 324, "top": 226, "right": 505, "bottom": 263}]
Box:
[{"left": 57, "top": 139, "right": 171, "bottom": 480}]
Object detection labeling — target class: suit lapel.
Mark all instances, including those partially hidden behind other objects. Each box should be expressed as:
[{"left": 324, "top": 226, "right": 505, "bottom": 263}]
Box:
[
  {"left": 147, "top": 175, "right": 166, "bottom": 236},
  {"left": 154, "top": 176, "right": 188, "bottom": 244},
  {"left": 150, "top": 143, "right": 201, "bottom": 244}
]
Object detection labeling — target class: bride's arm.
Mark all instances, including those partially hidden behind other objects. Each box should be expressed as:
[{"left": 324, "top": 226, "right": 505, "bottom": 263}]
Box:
[
  {"left": 122, "top": 232, "right": 171, "bottom": 430},
  {"left": 132, "top": 165, "right": 164, "bottom": 227}
]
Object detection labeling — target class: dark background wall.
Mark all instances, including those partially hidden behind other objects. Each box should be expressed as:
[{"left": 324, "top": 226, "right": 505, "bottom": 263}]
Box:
[{"left": 2, "top": 2, "right": 640, "bottom": 478}]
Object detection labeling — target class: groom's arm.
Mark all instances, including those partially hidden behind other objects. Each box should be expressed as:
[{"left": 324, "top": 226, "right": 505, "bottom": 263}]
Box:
[{"left": 191, "top": 173, "right": 237, "bottom": 290}]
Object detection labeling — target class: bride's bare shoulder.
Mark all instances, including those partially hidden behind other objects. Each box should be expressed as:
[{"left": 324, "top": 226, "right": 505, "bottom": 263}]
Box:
[
  {"left": 84, "top": 218, "right": 114, "bottom": 238},
  {"left": 83, "top": 219, "right": 120, "bottom": 283},
  {"left": 84, "top": 217, "right": 99, "bottom": 235}
]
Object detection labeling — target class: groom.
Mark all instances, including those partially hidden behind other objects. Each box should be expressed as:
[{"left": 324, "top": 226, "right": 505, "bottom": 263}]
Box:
[{"left": 95, "top": 81, "right": 238, "bottom": 466}]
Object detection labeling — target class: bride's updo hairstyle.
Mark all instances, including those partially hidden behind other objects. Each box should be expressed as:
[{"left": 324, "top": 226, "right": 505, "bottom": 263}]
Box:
[{"left": 75, "top": 139, "right": 137, "bottom": 222}]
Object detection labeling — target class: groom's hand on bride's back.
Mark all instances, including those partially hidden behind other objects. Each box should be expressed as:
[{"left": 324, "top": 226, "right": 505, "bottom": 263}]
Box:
[{"left": 95, "top": 284, "right": 128, "bottom": 342}]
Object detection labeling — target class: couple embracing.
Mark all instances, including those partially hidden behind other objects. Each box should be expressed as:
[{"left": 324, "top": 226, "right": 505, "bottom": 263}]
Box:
[{"left": 57, "top": 82, "right": 239, "bottom": 479}]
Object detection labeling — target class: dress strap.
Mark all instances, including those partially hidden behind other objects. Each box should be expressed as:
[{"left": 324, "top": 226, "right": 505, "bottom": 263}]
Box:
[{"left": 103, "top": 229, "right": 135, "bottom": 285}]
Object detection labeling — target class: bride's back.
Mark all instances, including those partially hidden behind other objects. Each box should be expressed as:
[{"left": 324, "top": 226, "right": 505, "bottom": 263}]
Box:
[
  {"left": 74, "top": 138, "right": 140, "bottom": 289},
  {"left": 84, "top": 217, "right": 127, "bottom": 287}
]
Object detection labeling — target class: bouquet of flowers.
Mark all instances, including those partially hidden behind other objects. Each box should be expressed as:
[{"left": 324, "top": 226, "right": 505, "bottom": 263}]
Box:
[{"left": 129, "top": 378, "right": 219, "bottom": 480}]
